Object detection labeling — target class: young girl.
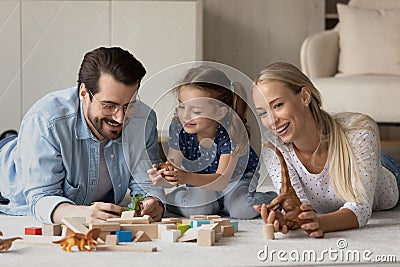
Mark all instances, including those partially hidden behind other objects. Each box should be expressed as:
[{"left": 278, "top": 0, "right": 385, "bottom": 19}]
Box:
[
  {"left": 148, "top": 66, "right": 277, "bottom": 219},
  {"left": 252, "top": 62, "right": 400, "bottom": 237}
]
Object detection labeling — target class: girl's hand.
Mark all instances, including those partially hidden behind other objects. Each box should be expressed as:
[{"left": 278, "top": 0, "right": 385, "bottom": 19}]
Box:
[
  {"left": 147, "top": 165, "right": 175, "bottom": 188},
  {"left": 163, "top": 167, "right": 191, "bottom": 186},
  {"left": 298, "top": 203, "right": 324, "bottom": 238},
  {"left": 254, "top": 204, "right": 289, "bottom": 234}
]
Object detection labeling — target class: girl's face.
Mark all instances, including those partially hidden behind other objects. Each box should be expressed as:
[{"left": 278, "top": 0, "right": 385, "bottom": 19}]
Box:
[
  {"left": 252, "top": 80, "right": 311, "bottom": 144},
  {"left": 177, "top": 85, "right": 224, "bottom": 137}
]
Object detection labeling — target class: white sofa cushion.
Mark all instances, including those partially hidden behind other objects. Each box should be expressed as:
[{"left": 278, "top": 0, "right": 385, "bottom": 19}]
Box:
[
  {"left": 337, "top": 4, "right": 400, "bottom": 76},
  {"left": 312, "top": 75, "right": 400, "bottom": 123}
]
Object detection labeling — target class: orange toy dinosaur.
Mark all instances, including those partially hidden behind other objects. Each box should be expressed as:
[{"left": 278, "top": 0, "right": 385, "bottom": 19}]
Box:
[
  {"left": 0, "top": 231, "right": 23, "bottom": 252},
  {"left": 52, "top": 228, "right": 101, "bottom": 252},
  {"left": 264, "top": 144, "right": 312, "bottom": 231}
]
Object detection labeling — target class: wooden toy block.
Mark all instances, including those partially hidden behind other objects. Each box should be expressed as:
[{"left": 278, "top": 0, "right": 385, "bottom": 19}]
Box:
[
  {"left": 177, "top": 224, "right": 215, "bottom": 242},
  {"left": 115, "top": 230, "right": 133, "bottom": 242},
  {"left": 161, "top": 229, "right": 181, "bottom": 243},
  {"left": 96, "top": 245, "right": 157, "bottom": 252},
  {"left": 61, "top": 217, "right": 90, "bottom": 234},
  {"left": 210, "top": 222, "right": 221, "bottom": 233},
  {"left": 120, "top": 210, "right": 136, "bottom": 219},
  {"left": 177, "top": 224, "right": 190, "bottom": 235},
  {"left": 99, "top": 231, "right": 111, "bottom": 241},
  {"left": 190, "top": 215, "right": 207, "bottom": 219},
  {"left": 42, "top": 224, "right": 62, "bottom": 236},
  {"left": 25, "top": 227, "right": 42, "bottom": 235},
  {"left": 105, "top": 235, "right": 119, "bottom": 245},
  {"left": 263, "top": 224, "right": 275, "bottom": 240},
  {"left": 61, "top": 225, "right": 75, "bottom": 237},
  {"left": 206, "top": 215, "right": 221, "bottom": 220},
  {"left": 120, "top": 224, "right": 158, "bottom": 239},
  {"left": 221, "top": 225, "right": 234, "bottom": 237},
  {"left": 215, "top": 232, "right": 222, "bottom": 242},
  {"left": 197, "top": 229, "right": 215, "bottom": 246},
  {"left": 89, "top": 222, "right": 121, "bottom": 232},
  {"left": 230, "top": 221, "right": 239, "bottom": 232},
  {"left": 190, "top": 220, "right": 210, "bottom": 228},
  {"left": 133, "top": 231, "right": 152, "bottom": 242},
  {"left": 107, "top": 215, "right": 151, "bottom": 224},
  {"left": 158, "top": 223, "right": 177, "bottom": 240},
  {"left": 181, "top": 219, "right": 193, "bottom": 225},
  {"left": 211, "top": 218, "right": 230, "bottom": 226},
  {"left": 161, "top": 218, "right": 182, "bottom": 224}
]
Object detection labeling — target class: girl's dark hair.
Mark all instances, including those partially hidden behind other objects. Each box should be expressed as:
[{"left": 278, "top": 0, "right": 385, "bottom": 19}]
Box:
[{"left": 77, "top": 47, "right": 146, "bottom": 97}]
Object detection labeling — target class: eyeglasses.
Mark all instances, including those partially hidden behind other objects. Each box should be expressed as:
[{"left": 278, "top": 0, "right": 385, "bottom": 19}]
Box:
[{"left": 87, "top": 89, "right": 139, "bottom": 116}]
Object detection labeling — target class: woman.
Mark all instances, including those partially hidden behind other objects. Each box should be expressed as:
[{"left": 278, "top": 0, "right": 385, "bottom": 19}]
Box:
[{"left": 252, "top": 62, "right": 400, "bottom": 237}]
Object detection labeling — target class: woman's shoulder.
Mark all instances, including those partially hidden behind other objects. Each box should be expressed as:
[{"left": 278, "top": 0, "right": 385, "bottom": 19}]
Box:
[{"left": 333, "top": 112, "right": 379, "bottom": 135}]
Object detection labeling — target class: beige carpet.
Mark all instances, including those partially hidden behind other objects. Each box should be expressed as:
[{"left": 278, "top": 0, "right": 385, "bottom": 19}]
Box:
[{"left": 1, "top": 206, "right": 399, "bottom": 267}]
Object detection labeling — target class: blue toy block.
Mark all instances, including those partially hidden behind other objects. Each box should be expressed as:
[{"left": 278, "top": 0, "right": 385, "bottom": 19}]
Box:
[
  {"left": 230, "top": 221, "right": 238, "bottom": 232},
  {"left": 190, "top": 219, "right": 210, "bottom": 228},
  {"left": 115, "top": 230, "right": 133, "bottom": 242}
]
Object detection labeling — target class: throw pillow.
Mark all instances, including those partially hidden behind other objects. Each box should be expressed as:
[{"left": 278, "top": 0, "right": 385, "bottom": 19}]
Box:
[{"left": 337, "top": 4, "right": 400, "bottom": 76}]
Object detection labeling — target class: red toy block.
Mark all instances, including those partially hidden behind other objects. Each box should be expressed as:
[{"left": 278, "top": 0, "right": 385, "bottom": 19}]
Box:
[{"left": 25, "top": 227, "right": 42, "bottom": 235}]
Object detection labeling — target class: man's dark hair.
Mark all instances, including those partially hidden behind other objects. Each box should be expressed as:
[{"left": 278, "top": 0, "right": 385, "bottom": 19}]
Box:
[{"left": 77, "top": 47, "right": 146, "bottom": 97}]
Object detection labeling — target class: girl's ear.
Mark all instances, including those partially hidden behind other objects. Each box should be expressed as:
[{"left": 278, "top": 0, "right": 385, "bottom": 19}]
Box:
[
  {"left": 215, "top": 106, "right": 228, "bottom": 120},
  {"left": 300, "top": 87, "right": 312, "bottom": 106}
]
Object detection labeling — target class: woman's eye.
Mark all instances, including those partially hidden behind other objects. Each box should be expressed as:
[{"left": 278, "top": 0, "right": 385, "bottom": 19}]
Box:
[
  {"left": 258, "top": 111, "right": 267, "bottom": 118},
  {"left": 193, "top": 111, "right": 202, "bottom": 115},
  {"left": 273, "top": 103, "right": 283, "bottom": 109}
]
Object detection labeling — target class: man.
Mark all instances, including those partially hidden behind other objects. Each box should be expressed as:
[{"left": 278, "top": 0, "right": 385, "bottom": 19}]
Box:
[{"left": 0, "top": 47, "right": 165, "bottom": 224}]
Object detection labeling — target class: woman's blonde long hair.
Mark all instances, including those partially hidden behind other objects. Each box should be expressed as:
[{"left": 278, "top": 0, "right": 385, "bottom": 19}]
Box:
[{"left": 255, "top": 62, "right": 372, "bottom": 204}]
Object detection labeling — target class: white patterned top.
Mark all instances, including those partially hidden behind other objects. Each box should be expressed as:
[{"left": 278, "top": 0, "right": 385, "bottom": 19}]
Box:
[{"left": 261, "top": 112, "right": 398, "bottom": 227}]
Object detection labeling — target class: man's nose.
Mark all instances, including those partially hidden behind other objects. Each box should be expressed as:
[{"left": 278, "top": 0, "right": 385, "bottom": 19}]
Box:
[{"left": 112, "top": 108, "right": 125, "bottom": 123}]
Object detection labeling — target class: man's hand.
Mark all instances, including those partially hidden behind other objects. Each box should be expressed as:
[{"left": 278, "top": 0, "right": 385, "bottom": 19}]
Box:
[
  {"left": 52, "top": 202, "right": 124, "bottom": 224},
  {"left": 140, "top": 197, "right": 163, "bottom": 221}
]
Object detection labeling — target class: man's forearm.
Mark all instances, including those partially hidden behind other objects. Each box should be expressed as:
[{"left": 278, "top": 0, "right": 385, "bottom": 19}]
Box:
[{"left": 51, "top": 202, "right": 88, "bottom": 224}]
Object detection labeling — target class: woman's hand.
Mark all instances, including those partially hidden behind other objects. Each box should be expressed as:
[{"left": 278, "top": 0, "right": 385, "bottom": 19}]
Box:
[
  {"left": 298, "top": 203, "right": 324, "bottom": 238},
  {"left": 254, "top": 204, "right": 290, "bottom": 234},
  {"left": 147, "top": 165, "right": 175, "bottom": 188}
]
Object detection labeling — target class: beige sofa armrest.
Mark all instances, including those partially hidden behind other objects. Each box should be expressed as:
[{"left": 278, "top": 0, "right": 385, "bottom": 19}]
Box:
[{"left": 300, "top": 30, "right": 339, "bottom": 78}]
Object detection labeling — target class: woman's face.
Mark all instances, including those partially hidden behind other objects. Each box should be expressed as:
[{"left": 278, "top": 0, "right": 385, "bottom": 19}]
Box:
[{"left": 253, "top": 80, "right": 310, "bottom": 144}]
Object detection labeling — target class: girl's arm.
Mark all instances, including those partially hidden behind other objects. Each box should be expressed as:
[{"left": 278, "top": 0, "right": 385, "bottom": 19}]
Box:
[{"left": 164, "top": 151, "right": 239, "bottom": 191}]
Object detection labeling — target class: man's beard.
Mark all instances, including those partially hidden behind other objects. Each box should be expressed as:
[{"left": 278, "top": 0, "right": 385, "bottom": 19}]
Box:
[{"left": 87, "top": 112, "right": 122, "bottom": 140}]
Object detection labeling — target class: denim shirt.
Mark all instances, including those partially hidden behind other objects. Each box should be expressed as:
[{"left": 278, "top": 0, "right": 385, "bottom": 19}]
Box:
[{"left": 0, "top": 87, "right": 165, "bottom": 223}]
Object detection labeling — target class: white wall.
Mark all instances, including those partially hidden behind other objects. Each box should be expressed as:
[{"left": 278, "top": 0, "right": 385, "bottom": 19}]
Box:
[{"left": 0, "top": 0, "right": 200, "bottom": 133}]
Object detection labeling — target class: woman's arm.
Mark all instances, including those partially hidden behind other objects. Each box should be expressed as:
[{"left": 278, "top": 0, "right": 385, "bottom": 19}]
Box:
[{"left": 317, "top": 208, "right": 359, "bottom": 232}]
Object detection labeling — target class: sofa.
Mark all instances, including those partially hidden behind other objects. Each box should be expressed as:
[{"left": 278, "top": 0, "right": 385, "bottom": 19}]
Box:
[{"left": 300, "top": 0, "right": 400, "bottom": 124}]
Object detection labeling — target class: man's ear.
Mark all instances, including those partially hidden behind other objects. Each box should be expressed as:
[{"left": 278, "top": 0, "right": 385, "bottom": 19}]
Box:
[
  {"left": 300, "top": 87, "right": 311, "bottom": 106},
  {"left": 79, "top": 83, "right": 87, "bottom": 101},
  {"left": 216, "top": 106, "right": 228, "bottom": 120}
]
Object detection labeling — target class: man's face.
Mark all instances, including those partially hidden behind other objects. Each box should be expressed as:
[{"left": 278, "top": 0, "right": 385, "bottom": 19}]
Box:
[{"left": 81, "top": 74, "right": 139, "bottom": 141}]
